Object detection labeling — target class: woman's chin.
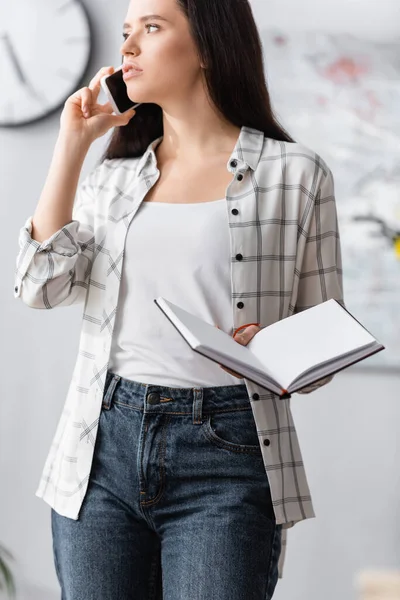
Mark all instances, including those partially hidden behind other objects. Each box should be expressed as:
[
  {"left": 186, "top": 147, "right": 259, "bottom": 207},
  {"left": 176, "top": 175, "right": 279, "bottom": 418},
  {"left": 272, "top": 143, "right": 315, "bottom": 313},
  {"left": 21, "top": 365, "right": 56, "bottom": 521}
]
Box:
[{"left": 127, "top": 92, "right": 156, "bottom": 104}]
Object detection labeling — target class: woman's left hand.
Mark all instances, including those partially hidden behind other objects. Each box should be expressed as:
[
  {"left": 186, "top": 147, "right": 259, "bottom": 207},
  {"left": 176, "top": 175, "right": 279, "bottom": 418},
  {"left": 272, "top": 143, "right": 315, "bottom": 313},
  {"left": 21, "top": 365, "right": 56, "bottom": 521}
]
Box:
[{"left": 217, "top": 324, "right": 262, "bottom": 378}]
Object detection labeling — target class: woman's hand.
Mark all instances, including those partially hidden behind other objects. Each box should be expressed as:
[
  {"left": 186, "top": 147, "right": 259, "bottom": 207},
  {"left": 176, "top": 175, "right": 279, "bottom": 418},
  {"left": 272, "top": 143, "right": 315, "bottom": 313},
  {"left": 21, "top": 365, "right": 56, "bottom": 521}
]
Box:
[
  {"left": 59, "top": 66, "right": 137, "bottom": 145},
  {"left": 217, "top": 324, "right": 262, "bottom": 378}
]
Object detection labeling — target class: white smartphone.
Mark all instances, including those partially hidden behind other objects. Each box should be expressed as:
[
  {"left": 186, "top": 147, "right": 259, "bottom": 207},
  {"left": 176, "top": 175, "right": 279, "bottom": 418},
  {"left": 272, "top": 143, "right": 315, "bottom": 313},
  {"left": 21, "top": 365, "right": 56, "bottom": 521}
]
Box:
[{"left": 100, "top": 65, "right": 142, "bottom": 115}]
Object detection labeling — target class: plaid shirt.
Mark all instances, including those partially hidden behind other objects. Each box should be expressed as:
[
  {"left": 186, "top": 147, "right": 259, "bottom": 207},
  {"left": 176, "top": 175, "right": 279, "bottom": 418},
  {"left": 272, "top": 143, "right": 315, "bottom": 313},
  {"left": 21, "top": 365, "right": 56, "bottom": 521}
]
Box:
[{"left": 14, "top": 126, "right": 343, "bottom": 579}]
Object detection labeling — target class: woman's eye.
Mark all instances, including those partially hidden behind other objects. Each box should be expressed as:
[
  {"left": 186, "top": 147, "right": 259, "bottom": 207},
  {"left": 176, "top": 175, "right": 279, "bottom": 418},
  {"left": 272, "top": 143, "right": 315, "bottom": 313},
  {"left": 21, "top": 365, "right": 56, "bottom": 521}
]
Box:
[
  {"left": 145, "top": 24, "right": 159, "bottom": 33},
  {"left": 122, "top": 24, "right": 159, "bottom": 40}
]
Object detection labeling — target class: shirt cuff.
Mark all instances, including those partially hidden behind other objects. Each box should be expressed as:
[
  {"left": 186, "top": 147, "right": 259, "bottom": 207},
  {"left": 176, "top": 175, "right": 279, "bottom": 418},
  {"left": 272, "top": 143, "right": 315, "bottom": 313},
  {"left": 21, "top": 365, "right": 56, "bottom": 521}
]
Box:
[
  {"left": 14, "top": 216, "right": 81, "bottom": 299},
  {"left": 19, "top": 215, "right": 80, "bottom": 254}
]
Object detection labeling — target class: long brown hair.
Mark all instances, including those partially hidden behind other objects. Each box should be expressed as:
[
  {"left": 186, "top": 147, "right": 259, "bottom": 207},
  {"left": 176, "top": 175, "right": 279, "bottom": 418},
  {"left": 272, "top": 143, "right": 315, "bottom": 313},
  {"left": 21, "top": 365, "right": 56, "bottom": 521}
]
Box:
[{"left": 100, "top": 0, "right": 295, "bottom": 163}]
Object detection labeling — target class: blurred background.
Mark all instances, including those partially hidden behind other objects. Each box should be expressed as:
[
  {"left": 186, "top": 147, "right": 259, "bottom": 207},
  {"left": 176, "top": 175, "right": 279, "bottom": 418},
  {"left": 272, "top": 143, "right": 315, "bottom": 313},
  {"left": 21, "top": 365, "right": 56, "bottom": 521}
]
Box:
[{"left": 1, "top": 0, "right": 399, "bottom": 598}]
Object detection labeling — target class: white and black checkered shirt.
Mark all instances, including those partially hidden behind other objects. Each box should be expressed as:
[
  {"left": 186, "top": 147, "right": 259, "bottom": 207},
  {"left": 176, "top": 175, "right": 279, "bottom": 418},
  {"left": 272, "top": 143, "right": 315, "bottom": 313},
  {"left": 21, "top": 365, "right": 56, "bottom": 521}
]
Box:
[{"left": 14, "top": 125, "right": 344, "bottom": 579}]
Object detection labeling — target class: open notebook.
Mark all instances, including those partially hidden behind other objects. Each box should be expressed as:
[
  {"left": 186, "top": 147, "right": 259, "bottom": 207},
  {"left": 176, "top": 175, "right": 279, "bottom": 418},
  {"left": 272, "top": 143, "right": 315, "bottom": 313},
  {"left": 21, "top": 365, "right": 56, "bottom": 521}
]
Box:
[{"left": 154, "top": 297, "right": 385, "bottom": 398}]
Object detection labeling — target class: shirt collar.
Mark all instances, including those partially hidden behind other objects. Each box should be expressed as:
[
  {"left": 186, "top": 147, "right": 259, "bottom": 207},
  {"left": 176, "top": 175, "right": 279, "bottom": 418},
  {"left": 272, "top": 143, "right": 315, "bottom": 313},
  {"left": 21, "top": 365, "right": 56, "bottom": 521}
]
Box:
[{"left": 136, "top": 125, "right": 265, "bottom": 177}]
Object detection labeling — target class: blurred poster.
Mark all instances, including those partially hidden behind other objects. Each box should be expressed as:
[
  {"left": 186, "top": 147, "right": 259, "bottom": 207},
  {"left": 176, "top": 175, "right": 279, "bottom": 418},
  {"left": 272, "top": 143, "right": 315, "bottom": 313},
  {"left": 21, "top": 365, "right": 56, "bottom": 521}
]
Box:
[{"left": 262, "top": 30, "right": 400, "bottom": 368}]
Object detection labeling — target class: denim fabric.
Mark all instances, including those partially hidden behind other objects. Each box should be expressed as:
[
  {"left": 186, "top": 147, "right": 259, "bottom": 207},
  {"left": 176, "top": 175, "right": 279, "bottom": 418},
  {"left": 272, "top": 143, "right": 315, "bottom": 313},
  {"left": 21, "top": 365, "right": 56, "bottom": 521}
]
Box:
[{"left": 51, "top": 369, "right": 282, "bottom": 600}]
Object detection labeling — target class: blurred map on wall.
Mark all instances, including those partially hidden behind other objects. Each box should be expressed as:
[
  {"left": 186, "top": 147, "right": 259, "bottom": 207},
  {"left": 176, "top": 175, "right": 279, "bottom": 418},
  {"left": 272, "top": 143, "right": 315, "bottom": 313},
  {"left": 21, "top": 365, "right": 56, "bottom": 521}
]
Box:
[{"left": 261, "top": 30, "right": 400, "bottom": 368}]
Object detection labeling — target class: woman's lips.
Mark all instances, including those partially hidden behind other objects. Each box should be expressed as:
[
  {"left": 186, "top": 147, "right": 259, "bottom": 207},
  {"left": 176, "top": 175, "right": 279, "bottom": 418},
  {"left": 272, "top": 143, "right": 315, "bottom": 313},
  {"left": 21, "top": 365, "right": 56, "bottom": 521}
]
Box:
[{"left": 123, "top": 68, "right": 144, "bottom": 81}]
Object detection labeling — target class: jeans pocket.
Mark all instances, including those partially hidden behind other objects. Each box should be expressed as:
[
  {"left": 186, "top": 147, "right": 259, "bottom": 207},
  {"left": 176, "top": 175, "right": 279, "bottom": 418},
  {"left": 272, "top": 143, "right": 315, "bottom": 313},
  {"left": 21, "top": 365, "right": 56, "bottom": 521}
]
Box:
[
  {"left": 204, "top": 407, "right": 261, "bottom": 454},
  {"left": 102, "top": 372, "right": 121, "bottom": 410}
]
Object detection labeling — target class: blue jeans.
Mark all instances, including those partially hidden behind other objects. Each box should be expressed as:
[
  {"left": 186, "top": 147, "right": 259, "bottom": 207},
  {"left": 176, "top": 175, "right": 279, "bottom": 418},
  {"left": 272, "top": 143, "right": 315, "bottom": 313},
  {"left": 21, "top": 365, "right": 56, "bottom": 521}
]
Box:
[{"left": 51, "top": 370, "right": 282, "bottom": 600}]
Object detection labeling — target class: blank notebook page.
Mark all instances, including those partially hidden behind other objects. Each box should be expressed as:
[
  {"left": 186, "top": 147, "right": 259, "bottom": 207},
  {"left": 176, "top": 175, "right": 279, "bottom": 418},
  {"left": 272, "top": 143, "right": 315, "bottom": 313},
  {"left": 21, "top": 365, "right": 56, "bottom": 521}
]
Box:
[
  {"left": 247, "top": 300, "right": 376, "bottom": 388},
  {"left": 158, "top": 298, "right": 272, "bottom": 378}
]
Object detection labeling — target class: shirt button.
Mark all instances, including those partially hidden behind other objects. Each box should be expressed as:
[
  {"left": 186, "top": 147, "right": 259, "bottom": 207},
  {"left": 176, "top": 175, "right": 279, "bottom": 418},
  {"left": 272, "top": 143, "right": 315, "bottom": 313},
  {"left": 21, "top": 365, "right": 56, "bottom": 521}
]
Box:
[
  {"left": 252, "top": 393, "right": 260, "bottom": 400},
  {"left": 230, "top": 159, "right": 238, "bottom": 168},
  {"left": 231, "top": 208, "right": 239, "bottom": 215},
  {"left": 237, "top": 301, "right": 244, "bottom": 309},
  {"left": 236, "top": 253, "right": 243, "bottom": 261},
  {"left": 14, "top": 286, "right": 18, "bottom": 293},
  {"left": 237, "top": 174, "right": 244, "bottom": 181},
  {"left": 263, "top": 439, "right": 271, "bottom": 447}
]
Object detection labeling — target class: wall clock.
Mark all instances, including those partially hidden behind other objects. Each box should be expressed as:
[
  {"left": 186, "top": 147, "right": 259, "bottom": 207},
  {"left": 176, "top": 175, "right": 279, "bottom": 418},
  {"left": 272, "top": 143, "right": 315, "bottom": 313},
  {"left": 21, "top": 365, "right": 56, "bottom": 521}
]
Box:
[{"left": 0, "top": 0, "right": 92, "bottom": 127}]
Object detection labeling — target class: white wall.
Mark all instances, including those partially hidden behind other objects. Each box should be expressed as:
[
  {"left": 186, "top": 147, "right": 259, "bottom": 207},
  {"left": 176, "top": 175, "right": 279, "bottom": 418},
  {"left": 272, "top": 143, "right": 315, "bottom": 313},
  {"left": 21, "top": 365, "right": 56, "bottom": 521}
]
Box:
[{"left": 2, "top": 1, "right": 399, "bottom": 598}]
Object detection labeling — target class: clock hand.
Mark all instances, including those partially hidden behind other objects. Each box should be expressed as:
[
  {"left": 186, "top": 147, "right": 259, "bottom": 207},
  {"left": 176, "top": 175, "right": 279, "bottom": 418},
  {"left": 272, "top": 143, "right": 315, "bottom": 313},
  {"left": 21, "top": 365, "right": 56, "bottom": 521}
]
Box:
[
  {"left": 1, "top": 33, "right": 26, "bottom": 84},
  {"left": 1, "top": 32, "right": 47, "bottom": 104}
]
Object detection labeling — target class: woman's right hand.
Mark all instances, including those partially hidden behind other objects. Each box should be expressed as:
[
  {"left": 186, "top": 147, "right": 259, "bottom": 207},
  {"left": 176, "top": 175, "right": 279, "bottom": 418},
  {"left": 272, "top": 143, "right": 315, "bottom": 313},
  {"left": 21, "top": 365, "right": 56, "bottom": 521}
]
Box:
[{"left": 59, "top": 66, "right": 136, "bottom": 145}]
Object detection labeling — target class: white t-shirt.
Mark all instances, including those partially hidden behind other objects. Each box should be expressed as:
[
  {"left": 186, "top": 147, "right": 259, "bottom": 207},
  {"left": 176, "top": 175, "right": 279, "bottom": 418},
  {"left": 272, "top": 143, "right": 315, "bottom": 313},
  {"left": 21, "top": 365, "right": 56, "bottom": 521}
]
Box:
[{"left": 108, "top": 198, "right": 241, "bottom": 387}]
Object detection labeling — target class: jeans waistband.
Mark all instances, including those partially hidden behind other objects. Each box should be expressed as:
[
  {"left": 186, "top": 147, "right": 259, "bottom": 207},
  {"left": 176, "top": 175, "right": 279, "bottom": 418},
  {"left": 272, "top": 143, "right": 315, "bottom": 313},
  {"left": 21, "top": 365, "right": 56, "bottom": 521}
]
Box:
[{"left": 103, "top": 369, "right": 251, "bottom": 422}]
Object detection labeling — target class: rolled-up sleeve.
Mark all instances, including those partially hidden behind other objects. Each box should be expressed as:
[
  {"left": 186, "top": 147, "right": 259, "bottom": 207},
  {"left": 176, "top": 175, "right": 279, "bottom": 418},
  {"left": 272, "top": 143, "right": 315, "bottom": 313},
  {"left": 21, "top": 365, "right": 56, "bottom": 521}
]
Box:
[
  {"left": 14, "top": 166, "right": 99, "bottom": 309},
  {"left": 295, "top": 164, "right": 345, "bottom": 394}
]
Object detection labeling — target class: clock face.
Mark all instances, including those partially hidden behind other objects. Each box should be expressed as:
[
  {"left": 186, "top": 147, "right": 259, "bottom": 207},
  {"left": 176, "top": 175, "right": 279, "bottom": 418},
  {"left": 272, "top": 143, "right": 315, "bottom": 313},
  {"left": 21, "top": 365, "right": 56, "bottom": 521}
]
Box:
[{"left": 0, "top": 0, "right": 92, "bottom": 127}]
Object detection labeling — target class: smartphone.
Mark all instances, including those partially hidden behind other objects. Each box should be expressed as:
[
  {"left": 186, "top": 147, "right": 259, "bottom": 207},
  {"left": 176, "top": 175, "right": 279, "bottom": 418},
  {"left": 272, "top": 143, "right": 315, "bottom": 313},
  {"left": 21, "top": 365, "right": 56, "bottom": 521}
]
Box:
[{"left": 100, "top": 65, "right": 142, "bottom": 115}]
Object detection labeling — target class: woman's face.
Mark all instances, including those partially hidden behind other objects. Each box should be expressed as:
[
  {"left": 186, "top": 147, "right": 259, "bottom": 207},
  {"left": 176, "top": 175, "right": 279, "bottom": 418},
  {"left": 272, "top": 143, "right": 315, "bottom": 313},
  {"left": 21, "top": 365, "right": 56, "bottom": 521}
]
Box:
[{"left": 121, "top": 0, "right": 204, "bottom": 105}]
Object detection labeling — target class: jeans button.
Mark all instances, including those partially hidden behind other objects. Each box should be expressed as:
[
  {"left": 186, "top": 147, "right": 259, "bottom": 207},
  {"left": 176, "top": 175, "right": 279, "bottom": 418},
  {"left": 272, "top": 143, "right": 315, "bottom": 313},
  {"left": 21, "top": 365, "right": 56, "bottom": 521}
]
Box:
[{"left": 147, "top": 392, "right": 160, "bottom": 404}]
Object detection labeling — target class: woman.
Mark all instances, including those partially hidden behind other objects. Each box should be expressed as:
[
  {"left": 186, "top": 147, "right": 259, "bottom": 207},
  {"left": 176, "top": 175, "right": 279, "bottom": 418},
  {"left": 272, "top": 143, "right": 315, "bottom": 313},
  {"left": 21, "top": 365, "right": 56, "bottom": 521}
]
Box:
[{"left": 14, "top": 0, "right": 344, "bottom": 598}]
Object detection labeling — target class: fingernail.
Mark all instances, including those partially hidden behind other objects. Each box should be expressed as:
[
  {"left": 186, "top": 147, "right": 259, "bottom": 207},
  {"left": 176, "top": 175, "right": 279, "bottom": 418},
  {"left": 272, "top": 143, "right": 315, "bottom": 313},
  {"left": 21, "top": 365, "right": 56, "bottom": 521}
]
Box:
[{"left": 235, "top": 329, "right": 246, "bottom": 337}]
